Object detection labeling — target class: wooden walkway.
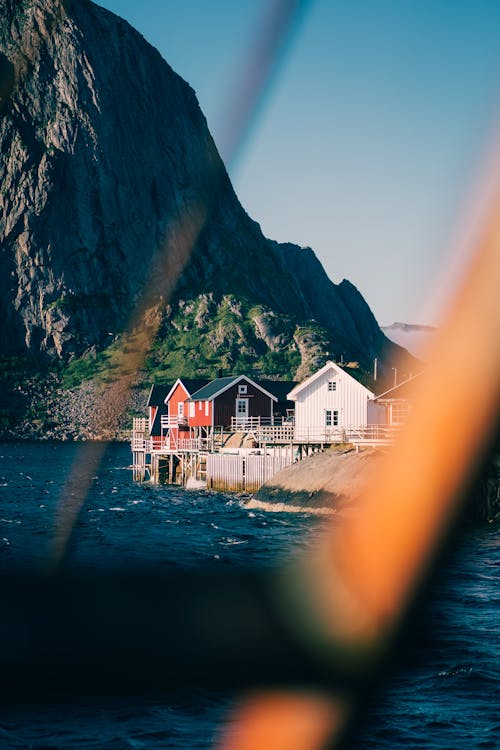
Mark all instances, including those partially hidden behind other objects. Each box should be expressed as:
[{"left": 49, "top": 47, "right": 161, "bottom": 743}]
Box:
[{"left": 131, "top": 418, "right": 400, "bottom": 489}]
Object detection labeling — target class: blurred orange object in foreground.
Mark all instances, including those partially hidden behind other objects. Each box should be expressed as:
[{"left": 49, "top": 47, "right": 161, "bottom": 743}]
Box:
[
  {"left": 218, "top": 191, "right": 500, "bottom": 747},
  {"left": 220, "top": 691, "right": 349, "bottom": 750}
]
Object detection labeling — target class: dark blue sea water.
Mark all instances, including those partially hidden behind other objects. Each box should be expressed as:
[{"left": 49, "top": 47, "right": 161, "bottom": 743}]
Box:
[{"left": 0, "top": 442, "right": 498, "bottom": 749}]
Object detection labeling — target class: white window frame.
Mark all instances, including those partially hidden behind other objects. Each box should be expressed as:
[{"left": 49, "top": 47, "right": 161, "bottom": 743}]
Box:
[
  {"left": 325, "top": 409, "right": 332, "bottom": 427},
  {"left": 238, "top": 384, "right": 248, "bottom": 395},
  {"left": 328, "top": 380, "right": 337, "bottom": 391},
  {"left": 189, "top": 402, "right": 195, "bottom": 418},
  {"left": 205, "top": 400, "right": 209, "bottom": 416}
]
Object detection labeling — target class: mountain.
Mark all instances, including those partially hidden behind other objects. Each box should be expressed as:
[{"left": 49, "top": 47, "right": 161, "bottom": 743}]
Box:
[
  {"left": 0, "top": 0, "right": 408, "bottom": 436},
  {"left": 381, "top": 323, "right": 436, "bottom": 359}
]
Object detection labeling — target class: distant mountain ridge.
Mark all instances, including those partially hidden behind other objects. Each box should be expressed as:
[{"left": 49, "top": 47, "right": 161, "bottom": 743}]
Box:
[
  {"left": 382, "top": 322, "right": 436, "bottom": 359},
  {"left": 0, "top": 0, "right": 401, "bottom": 388}
]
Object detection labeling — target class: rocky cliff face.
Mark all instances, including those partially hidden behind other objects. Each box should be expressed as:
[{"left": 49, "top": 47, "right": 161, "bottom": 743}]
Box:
[{"left": 0, "top": 0, "right": 394, "bottom": 380}]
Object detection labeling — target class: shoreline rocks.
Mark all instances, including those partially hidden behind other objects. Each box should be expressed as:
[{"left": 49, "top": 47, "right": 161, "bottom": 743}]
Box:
[
  {"left": 252, "top": 447, "right": 383, "bottom": 514},
  {"left": 0, "top": 372, "right": 148, "bottom": 441},
  {"left": 251, "top": 446, "right": 500, "bottom": 523}
]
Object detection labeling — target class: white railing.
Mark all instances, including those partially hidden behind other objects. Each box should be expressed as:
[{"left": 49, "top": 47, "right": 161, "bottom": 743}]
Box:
[
  {"left": 133, "top": 418, "right": 148, "bottom": 432},
  {"left": 177, "top": 438, "right": 202, "bottom": 451},
  {"left": 230, "top": 416, "right": 293, "bottom": 432},
  {"left": 255, "top": 424, "right": 295, "bottom": 442},
  {"left": 252, "top": 424, "right": 401, "bottom": 445},
  {"left": 345, "top": 425, "right": 401, "bottom": 443},
  {"left": 160, "top": 414, "right": 188, "bottom": 429},
  {"left": 131, "top": 436, "right": 152, "bottom": 452}
]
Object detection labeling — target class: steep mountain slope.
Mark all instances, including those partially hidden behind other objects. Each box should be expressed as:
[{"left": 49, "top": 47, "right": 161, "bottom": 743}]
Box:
[{"left": 0, "top": 0, "right": 400, "bottom": 401}]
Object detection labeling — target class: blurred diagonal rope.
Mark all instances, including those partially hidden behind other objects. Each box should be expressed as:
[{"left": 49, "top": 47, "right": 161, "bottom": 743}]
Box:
[{"left": 37, "top": 0, "right": 313, "bottom": 570}]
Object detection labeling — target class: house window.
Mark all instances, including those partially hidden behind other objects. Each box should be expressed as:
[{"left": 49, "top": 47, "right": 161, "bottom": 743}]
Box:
[
  {"left": 205, "top": 401, "right": 209, "bottom": 416},
  {"left": 238, "top": 384, "right": 247, "bottom": 395},
  {"left": 326, "top": 409, "right": 339, "bottom": 427},
  {"left": 390, "top": 401, "right": 410, "bottom": 425},
  {"left": 198, "top": 402, "right": 202, "bottom": 410},
  {"left": 236, "top": 399, "right": 247, "bottom": 414},
  {"left": 178, "top": 402, "right": 184, "bottom": 417},
  {"left": 189, "top": 402, "right": 195, "bottom": 418},
  {"left": 328, "top": 380, "right": 337, "bottom": 391}
]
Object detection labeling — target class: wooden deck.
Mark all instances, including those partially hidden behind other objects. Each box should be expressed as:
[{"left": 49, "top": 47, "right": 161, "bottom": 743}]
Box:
[{"left": 131, "top": 417, "right": 400, "bottom": 487}]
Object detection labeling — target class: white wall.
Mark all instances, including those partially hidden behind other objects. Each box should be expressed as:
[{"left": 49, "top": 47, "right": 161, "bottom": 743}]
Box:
[{"left": 294, "top": 364, "right": 372, "bottom": 440}]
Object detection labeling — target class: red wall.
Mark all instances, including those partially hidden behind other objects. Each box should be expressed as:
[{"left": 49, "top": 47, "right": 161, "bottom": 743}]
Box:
[
  {"left": 168, "top": 382, "right": 189, "bottom": 419},
  {"left": 188, "top": 399, "right": 212, "bottom": 427}
]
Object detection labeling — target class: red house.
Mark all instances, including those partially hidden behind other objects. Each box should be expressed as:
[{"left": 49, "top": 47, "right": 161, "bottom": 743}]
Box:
[
  {"left": 186, "top": 375, "right": 278, "bottom": 434},
  {"left": 148, "top": 378, "right": 209, "bottom": 450}
]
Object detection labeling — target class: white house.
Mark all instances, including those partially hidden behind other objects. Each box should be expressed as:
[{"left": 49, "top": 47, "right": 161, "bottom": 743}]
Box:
[{"left": 287, "top": 361, "right": 382, "bottom": 441}]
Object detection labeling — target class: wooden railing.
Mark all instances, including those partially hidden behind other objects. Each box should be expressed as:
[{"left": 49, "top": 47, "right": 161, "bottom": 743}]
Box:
[
  {"left": 132, "top": 434, "right": 202, "bottom": 453},
  {"left": 345, "top": 425, "right": 401, "bottom": 443},
  {"left": 131, "top": 436, "right": 152, "bottom": 452},
  {"left": 230, "top": 416, "right": 292, "bottom": 432},
  {"left": 160, "top": 414, "right": 188, "bottom": 429},
  {"left": 255, "top": 424, "right": 295, "bottom": 442},
  {"left": 254, "top": 424, "right": 402, "bottom": 445}
]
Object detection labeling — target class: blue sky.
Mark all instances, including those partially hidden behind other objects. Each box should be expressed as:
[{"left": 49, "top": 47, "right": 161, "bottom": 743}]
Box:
[{"left": 96, "top": 0, "right": 500, "bottom": 326}]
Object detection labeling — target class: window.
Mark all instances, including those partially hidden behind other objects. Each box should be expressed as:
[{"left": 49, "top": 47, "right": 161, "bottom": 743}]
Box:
[
  {"left": 328, "top": 380, "right": 337, "bottom": 391},
  {"left": 238, "top": 384, "right": 247, "bottom": 395},
  {"left": 205, "top": 401, "right": 209, "bottom": 416},
  {"left": 189, "top": 402, "right": 195, "bottom": 418},
  {"left": 178, "top": 402, "right": 184, "bottom": 417},
  {"left": 326, "top": 409, "right": 339, "bottom": 427},
  {"left": 390, "top": 401, "right": 410, "bottom": 425}
]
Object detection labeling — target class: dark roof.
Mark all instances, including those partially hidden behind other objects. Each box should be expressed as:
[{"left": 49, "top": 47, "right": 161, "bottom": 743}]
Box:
[
  {"left": 147, "top": 384, "right": 170, "bottom": 407},
  {"left": 175, "top": 378, "right": 211, "bottom": 397},
  {"left": 188, "top": 376, "right": 240, "bottom": 401},
  {"left": 148, "top": 379, "right": 211, "bottom": 407},
  {"left": 188, "top": 375, "right": 280, "bottom": 402},
  {"left": 149, "top": 404, "right": 168, "bottom": 436},
  {"left": 257, "top": 380, "right": 298, "bottom": 404}
]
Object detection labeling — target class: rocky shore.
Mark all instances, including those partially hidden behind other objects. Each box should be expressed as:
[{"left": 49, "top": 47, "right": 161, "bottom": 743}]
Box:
[
  {"left": 249, "top": 446, "right": 500, "bottom": 522},
  {"left": 0, "top": 373, "right": 148, "bottom": 441}
]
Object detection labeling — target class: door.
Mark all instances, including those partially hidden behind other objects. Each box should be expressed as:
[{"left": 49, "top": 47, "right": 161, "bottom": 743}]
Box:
[{"left": 235, "top": 398, "right": 249, "bottom": 428}]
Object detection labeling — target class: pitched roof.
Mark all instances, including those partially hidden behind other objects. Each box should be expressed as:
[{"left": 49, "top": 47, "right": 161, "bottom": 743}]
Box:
[
  {"left": 375, "top": 372, "right": 423, "bottom": 401},
  {"left": 188, "top": 375, "right": 277, "bottom": 402},
  {"left": 164, "top": 377, "right": 211, "bottom": 403},
  {"left": 146, "top": 384, "right": 171, "bottom": 407},
  {"left": 149, "top": 404, "right": 168, "bottom": 436},
  {"left": 257, "top": 380, "right": 298, "bottom": 404},
  {"left": 287, "top": 360, "right": 374, "bottom": 400}
]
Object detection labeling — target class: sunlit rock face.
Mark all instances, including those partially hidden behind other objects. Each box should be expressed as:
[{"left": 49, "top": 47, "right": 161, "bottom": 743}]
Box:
[{"left": 0, "top": 0, "right": 390, "bottom": 373}]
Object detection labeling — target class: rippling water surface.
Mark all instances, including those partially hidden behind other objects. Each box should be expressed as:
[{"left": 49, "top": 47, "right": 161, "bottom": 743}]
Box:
[{"left": 0, "top": 442, "right": 498, "bottom": 749}]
